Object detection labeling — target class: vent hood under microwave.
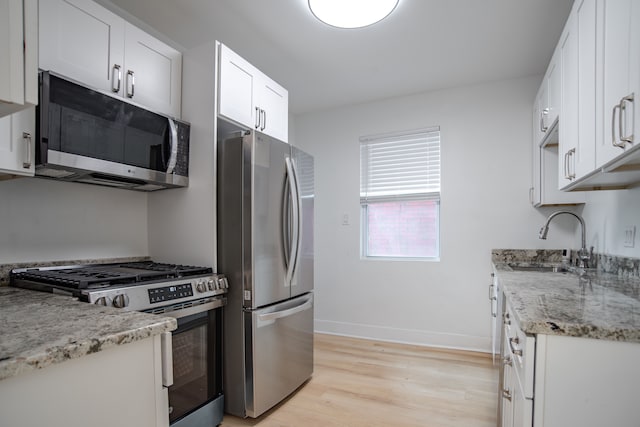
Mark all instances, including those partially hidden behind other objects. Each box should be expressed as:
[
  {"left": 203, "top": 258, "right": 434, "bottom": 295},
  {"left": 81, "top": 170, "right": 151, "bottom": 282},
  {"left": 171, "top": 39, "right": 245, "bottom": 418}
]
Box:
[{"left": 36, "top": 72, "right": 190, "bottom": 191}]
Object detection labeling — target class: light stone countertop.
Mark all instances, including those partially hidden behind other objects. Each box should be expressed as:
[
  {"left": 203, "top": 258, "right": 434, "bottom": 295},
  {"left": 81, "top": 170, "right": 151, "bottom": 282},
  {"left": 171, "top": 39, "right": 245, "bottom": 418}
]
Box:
[
  {"left": 0, "top": 286, "right": 177, "bottom": 381},
  {"left": 494, "top": 263, "right": 640, "bottom": 342}
]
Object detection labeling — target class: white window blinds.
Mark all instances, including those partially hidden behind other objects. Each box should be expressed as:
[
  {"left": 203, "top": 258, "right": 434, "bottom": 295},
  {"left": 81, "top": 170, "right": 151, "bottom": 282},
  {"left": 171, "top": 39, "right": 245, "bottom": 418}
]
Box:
[{"left": 360, "top": 127, "right": 441, "bottom": 203}]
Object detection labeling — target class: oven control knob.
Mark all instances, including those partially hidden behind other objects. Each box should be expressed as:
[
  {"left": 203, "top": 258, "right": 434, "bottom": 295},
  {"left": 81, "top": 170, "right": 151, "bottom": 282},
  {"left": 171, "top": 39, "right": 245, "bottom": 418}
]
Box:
[
  {"left": 196, "top": 281, "right": 207, "bottom": 293},
  {"left": 94, "top": 296, "right": 111, "bottom": 306},
  {"left": 207, "top": 279, "right": 215, "bottom": 291},
  {"left": 112, "top": 294, "right": 130, "bottom": 308},
  {"left": 219, "top": 278, "right": 229, "bottom": 289}
]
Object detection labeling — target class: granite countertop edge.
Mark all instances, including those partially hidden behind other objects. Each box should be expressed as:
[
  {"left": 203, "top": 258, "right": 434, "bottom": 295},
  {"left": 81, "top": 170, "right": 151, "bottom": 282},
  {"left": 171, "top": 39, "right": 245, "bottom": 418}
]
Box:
[
  {"left": 0, "top": 287, "right": 177, "bottom": 382},
  {"left": 493, "top": 261, "right": 640, "bottom": 344}
]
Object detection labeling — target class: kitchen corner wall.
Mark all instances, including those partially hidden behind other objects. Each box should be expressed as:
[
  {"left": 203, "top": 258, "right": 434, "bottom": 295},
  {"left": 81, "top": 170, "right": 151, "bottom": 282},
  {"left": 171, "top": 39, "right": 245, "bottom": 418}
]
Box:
[
  {"left": 293, "top": 75, "right": 580, "bottom": 352},
  {"left": 0, "top": 178, "right": 148, "bottom": 264},
  {"left": 582, "top": 188, "right": 640, "bottom": 258}
]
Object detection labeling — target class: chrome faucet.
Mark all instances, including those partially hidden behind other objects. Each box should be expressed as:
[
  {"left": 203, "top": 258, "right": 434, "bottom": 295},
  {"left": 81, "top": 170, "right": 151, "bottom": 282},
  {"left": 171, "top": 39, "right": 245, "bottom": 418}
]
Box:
[{"left": 539, "top": 211, "right": 591, "bottom": 268}]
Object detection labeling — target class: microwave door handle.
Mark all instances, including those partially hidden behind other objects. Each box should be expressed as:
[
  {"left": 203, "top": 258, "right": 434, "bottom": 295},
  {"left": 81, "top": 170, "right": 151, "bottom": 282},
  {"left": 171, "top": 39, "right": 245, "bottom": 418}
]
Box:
[{"left": 166, "top": 118, "right": 178, "bottom": 174}]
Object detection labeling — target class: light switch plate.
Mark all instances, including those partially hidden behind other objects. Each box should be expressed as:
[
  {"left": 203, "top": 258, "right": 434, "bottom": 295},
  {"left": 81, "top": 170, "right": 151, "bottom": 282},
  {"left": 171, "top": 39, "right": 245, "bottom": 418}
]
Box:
[{"left": 623, "top": 225, "right": 636, "bottom": 248}]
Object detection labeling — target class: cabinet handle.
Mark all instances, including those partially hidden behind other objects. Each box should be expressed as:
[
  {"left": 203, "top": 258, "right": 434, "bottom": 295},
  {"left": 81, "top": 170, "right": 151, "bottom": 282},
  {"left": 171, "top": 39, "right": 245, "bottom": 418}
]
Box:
[
  {"left": 126, "top": 70, "right": 135, "bottom": 98},
  {"left": 540, "top": 108, "right": 549, "bottom": 132},
  {"left": 261, "top": 109, "right": 267, "bottom": 131},
  {"left": 255, "top": 106, "right": 261, "bottom": 129},
  {"left": 563, "top": 151, "right": 570, "bottom": 180},
  {"left": 568, "top": 148, "right": 576, "bottom": 179},
  {"left": 509, "top": 337, "right": 523, "bottom": 357},
  {"left": 488, "top": 284, "right": 494, "bottom": 300},
  {"left": 620, "top": 93, "right": 634, "bottom": 144},
  {"left": 612, "top": 103, "right": 624, "bottom": 148},
  {"left": 22, "top": 132, "right": 32, "bottom": 169},
  {"left": 502, "top": 388, "right": 512, "bottom": 401},
  {"left": 503, "top": 312, "right": 511, "bottom": 326},
  {"left": 529, "top": 187, "right": 534, "bottom": 205},
  {"left": 111, "top": 64, "right": 122, "bottom": 93},
  {"left": 503, "top": 356, "right": 512, "bottom": 367}
]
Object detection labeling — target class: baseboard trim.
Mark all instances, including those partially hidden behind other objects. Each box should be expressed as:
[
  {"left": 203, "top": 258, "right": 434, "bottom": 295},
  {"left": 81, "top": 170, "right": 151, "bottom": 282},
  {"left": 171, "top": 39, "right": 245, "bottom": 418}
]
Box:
[{"left": 314, "top": 319, "right": 491, "bottom": 354}]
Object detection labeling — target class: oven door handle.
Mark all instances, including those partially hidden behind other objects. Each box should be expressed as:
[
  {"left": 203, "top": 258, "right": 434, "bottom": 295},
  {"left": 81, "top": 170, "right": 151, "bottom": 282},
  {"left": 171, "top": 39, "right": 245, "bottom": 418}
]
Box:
[
  {"left": 161, "top": 331, "right": 173, "bottom": 387},
  {"left": 164, "top": 298, "right": 226, "bottom": 319}
]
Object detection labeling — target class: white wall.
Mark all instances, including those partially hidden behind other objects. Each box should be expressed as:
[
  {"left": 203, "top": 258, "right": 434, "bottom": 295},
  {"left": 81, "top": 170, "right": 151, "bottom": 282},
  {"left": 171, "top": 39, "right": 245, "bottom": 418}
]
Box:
[
  {"left": 0, "top": 178, "right": 148, "bottom": 263},
  {"left": 293, "top": 76, "right": 580, "bottom": 352},
  {"left": 582, "top": 188, "right": 640, "bottom": 258}
]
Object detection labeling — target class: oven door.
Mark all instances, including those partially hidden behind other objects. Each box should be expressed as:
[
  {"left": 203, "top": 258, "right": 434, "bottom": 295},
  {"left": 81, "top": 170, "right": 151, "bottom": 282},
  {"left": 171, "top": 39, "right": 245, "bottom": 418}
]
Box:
[{"left": 162, "top": 299, "right": 224, "bottom": 426}]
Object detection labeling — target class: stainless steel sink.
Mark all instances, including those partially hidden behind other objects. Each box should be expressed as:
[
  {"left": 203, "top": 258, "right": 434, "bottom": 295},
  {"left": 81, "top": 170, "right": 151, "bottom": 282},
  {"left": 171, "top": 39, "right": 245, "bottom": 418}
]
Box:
[{"left": 508, "top": 265, "right": 570, "bottom": 273}]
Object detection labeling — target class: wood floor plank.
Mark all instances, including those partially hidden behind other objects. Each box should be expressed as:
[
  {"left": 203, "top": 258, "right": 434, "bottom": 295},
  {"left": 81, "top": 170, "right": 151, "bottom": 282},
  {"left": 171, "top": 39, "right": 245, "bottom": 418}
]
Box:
[{"left": 220, "top": 333, "right": 499, "bottom": 427}]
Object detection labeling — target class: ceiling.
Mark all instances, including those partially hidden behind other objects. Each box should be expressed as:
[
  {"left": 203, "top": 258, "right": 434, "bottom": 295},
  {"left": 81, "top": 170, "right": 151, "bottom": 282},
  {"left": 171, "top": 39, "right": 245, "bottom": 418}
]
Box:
[{"left": 106, "top": 0, "right": 574, "bottom": 115}]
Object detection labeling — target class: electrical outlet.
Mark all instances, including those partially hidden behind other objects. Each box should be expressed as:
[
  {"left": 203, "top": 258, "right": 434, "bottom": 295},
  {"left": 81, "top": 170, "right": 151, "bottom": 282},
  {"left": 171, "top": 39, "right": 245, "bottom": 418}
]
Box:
[
  {"left": 623, "top": 225, "right": 636, "bottom": 248},
  {"left": 342, "top": 213, "right": 350, "bottom": 226}
]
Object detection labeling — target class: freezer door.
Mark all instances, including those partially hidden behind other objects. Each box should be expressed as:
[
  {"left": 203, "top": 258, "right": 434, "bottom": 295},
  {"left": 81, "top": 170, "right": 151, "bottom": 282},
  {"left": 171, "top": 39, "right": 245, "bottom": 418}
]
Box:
[
  {"left": 246, "top": 132, "right": 291, "bottom": 308},
  {"left": 289, "top": 146, "right": 314, "bottom": 297},
  {"left": 245, "top": 293, "right": 314, "bottom": 418}
]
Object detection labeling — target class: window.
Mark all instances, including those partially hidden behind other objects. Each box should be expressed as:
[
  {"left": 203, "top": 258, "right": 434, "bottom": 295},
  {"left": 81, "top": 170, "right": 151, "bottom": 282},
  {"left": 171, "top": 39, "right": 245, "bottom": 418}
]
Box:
[{"left": 360, "top": 127, "right": 440, "bottom": 259}]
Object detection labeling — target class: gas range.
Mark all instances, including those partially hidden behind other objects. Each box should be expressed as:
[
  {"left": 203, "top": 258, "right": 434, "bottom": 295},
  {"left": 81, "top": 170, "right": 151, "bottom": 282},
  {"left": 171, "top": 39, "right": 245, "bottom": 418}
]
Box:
[{"left": 10, "top": 261, "right": 228, "bottom": 312}]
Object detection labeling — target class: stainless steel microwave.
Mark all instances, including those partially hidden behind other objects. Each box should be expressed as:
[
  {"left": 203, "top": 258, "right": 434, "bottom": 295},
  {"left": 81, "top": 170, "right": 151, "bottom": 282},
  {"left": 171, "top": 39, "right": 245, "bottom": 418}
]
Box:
[{"left": 36, "top": 71, "right": 189, "bottom": 191}]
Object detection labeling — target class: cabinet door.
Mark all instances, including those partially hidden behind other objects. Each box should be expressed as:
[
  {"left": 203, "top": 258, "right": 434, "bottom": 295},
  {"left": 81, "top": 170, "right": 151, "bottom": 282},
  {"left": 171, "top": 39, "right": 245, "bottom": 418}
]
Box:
[
  {"left": 0, "top": 0, "right": 38, "bottom": 118},
  {"left": 0, "top": 0, "right": 25, "bottom": 106},
  {"left": 39, "top": 0, "right": 125, "bottom": 95},
  {"left": 501, "top": 355, "right": 515, "bottom": 427},
  {"left": 546, "top": 52, "right": 561, "bottom": 128},
  {"left": 598, "top": 0, "right": 637, "bottom": 166},
  {"left": 257, "top": 75, "right": 288, "bottom": 142},
  {"left": 559, "top": 14, "right": 578, "bottom": 190},
  {"left": 0, "top": 107, "right": 35, "bottom": 176},
  {"left": 123, "top": 24, "right": 182, "bottom": 118},
  {"left": 218, "top": 44, "right": 258, "bottom": 129},
  {"left": 574, "top": 0, "right": 597, "bottom": 179}
]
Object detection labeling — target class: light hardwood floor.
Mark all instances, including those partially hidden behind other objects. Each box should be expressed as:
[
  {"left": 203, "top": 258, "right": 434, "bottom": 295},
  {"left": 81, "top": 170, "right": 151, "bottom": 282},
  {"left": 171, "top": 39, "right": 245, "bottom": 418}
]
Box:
[{"left": 220, "top": 333, "right": 499, "bottom": 427}]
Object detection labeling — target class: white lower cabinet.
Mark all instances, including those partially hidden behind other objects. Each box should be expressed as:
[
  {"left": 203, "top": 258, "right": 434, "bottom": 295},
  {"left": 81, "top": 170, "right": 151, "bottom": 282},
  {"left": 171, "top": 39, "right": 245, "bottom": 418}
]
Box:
[
  {"left": 500, "top": 299, "right": 640, "bottom": 427},
  {"left": 0, "top": 335, "right": 170, "bottom": 427},
  {"left": 533, "top": 334, "right": 640, "bottom": 427},
  {"left": 0, "top": 106, "right": 35, "bottom": 177}
]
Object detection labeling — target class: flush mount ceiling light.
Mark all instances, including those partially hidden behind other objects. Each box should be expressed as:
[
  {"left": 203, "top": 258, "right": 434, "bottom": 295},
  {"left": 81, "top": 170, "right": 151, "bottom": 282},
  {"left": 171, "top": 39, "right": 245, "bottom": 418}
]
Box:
[{"left": 308, "top": 0, "right": 399, "bottom": 29}]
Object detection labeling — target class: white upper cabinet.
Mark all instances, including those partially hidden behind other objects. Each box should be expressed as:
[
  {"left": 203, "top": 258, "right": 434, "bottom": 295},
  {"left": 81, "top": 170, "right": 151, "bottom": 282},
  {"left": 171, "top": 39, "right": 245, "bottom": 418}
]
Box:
[
  {"left": 256, "top": 75, "right": 288, "bottom": 143},
  {"left": 0, "top": 0, "right": 38, "bottom": 118},
  {"left": 39, "top": 0, "right": 182, "bottom": 118},
  {"left": 535, "top": 50, "right": 560, "bottom": 145},
  {"left": 218, "top": 43, "right": 289, "bottom": 142},
  {"left": 218, "top": 44, "right": 258, "bottom": 130},
  {"left": 598, "top": 0, "right": 639, "bottom": 166},
  {"left": 0, "top": 106, "right": 35, "bottom": 177},
  {"left": 551, "top": 0, "right": 640, "bottom": 190},
  {"left": 122, "top": 23, "right": 182, "bottom": 118},
  {"left": 558, "top": 0, "right": 597, "bottom": 190}
]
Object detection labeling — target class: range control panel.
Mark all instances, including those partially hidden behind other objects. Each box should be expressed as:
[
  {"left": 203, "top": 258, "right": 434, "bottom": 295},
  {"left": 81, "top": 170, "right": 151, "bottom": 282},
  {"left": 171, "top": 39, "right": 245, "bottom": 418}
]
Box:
[{"left": 148, "top": 283, "right": 194, "bottom": 304}]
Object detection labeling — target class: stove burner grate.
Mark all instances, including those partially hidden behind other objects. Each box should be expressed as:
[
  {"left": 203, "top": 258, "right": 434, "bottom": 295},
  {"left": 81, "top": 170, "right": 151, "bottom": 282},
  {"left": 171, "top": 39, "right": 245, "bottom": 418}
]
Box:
[{"left": 12, "top": 261, "right": 213, "bottom": 290}]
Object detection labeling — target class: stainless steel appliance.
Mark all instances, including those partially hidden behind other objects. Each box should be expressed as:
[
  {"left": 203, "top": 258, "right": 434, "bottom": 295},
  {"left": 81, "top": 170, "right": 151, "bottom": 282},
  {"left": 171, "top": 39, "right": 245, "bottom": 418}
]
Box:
[
  {"left": 217, "top": 130, "right": 314, "bottom": 418},
  {"left": 10, "top": 261, "right": 226, "bottom": 427},
  {"left": 36, "top": 71, "right": 190, "bottom": 191}
]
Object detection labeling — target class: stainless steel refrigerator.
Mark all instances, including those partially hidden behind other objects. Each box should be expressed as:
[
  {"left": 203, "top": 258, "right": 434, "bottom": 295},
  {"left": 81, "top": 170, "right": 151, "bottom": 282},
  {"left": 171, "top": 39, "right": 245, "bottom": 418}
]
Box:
[{"left": 217, "top": 130, "right": 314, "bottom": 418}]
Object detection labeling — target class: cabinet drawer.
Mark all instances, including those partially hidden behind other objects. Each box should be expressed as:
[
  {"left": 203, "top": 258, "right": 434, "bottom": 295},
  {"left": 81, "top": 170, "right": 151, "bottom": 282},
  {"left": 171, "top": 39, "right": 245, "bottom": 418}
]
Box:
[{"left": 504, "top": 302, "right": 535, "bottom": 399}]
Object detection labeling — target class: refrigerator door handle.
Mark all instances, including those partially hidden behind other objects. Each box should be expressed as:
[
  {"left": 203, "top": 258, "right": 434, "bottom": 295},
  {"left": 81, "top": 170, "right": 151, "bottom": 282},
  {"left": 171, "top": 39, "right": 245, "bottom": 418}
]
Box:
[
  {"left": 284, "top": 157, "right": 300, "bottom": 287},
  {"left": 256, "top": 296, "right": 313, "bottom": 324}
]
